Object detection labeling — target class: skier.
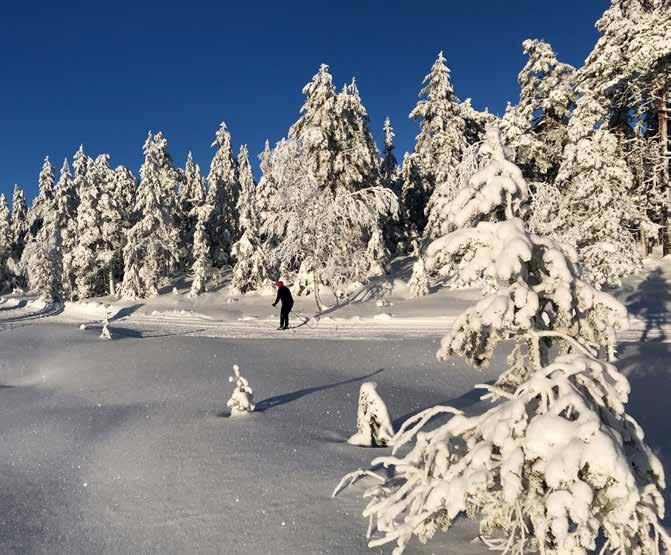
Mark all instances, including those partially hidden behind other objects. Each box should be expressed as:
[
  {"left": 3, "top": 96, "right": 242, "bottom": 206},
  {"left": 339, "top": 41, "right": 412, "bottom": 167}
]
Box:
[{"left": 272, "top": 281, "right": 294, "bottom": 330}]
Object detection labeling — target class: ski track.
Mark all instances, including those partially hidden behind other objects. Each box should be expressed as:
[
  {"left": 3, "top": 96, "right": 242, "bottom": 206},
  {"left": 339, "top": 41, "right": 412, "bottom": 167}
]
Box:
[{"left": 1, "top": 301, "right": 669, "bottom": 343}]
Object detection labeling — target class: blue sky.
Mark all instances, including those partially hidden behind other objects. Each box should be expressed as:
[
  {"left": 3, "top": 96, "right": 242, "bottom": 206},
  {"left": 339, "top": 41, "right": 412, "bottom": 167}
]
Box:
[{"left": 0, "top": 0, "right": 608, "bottom": 203}]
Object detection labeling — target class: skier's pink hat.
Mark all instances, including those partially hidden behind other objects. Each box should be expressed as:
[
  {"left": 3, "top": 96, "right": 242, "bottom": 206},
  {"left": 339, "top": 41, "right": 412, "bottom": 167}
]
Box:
[{"left": 276, "top": 281, "right": 284, "bottom": 287}]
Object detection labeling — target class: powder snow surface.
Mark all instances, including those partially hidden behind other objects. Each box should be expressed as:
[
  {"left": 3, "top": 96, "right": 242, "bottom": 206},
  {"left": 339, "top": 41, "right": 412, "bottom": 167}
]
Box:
[
  {"left": 1, "top": 258, "right": 670, "bottom": 553},
  {"left": 0, "top": 323, "right": 500, "bottom": 553}
]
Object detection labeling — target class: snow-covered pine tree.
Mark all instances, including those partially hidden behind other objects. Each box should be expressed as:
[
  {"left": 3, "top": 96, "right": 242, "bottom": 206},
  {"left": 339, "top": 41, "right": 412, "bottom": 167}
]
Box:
[
  {"left": 501, "top": 39, "right": 576, "bottom": 183},
  {"left": 206, "top": 122, "right": 239, "bottom": 268},
  {"left": 261, "top": 139, "right": 397, "bottom": 310},
  {"left": 27, "top": 156, "right": 55, "bottom": 238},
  {"left": 178, "top": 151, "right": 206, "bottom": 266},
  {"left": 10, "top": 184, "right": 28, "bottom": 260},
  {"left": 231, "top": 145, "right": 271, "bottom": 293},
  {"left": 336, "top": 131, "right": 668, "bottom": 555},
  {"left": 555, "top": 128, "right": 647, "bottom": 289},
  {"left": 625, "top": 126, "right": 667, "bottom": 254},
  {"left": 567, "top": 0, "right": 671, "bottom": 252},
  {"left": 403, "top": 51, "right": 467, "bottom": 238},
  {"left": 119, "top": 132, "right": 180, "bottom": 299}
]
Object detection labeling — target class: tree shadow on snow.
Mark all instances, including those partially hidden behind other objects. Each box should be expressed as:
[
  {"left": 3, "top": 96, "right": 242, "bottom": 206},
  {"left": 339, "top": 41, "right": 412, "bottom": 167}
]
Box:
[
  {"left": 616, "top": 341, "right": 671, "bottom": 521},
  {"left": 392, "top": 382, "right": 492, "bottom": 431},
  {"left": 0, "top": 299, "right": 27, "bottom": 312},
  {"left": 249, "top": 368, "right": 385, "bottom": 414},
  {"left": 102, "top": 326, "right": 208, "bottom": 339},
  {"left": 0, "top": 303, "right": 64, "bottom": 324},
  {"left": 626, "top": 268, "right": 671, "bottom": 342},
  {"left": 109, "top": 303, "right": 144, "bottom": 321}
]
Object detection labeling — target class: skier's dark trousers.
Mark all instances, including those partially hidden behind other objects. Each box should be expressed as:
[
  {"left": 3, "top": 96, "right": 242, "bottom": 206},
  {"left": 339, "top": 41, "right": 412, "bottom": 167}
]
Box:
[{"left": 272, "top": 281, "right": 294, "bottom": 330}]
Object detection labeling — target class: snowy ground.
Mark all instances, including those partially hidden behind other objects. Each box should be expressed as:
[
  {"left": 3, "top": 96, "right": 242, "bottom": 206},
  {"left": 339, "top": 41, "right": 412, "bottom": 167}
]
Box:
[{"left": 1, "top": 257, "right": 670, "bottom": 553}]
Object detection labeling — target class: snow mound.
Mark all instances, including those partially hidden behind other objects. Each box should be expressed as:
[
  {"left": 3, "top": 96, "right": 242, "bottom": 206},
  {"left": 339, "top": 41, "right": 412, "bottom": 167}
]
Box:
[
  {"left": 149, "top": 309, "right": 214, "bottom": 320},
  {"left": 63, "top": 301, "right": 119, "bottom": 320},
  {"left": 372, "top": 313, "right": 393, "bottom": 321}
]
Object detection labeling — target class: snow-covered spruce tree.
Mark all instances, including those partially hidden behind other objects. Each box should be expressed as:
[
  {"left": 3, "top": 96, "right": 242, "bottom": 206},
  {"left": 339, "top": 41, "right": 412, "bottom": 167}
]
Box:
[
  {"left": 289, "top": 66, "right": 382, "bottom": 194},
  {"left": 261, "top": 139, "right": 397, "bottom": 310},
  {"left": 71, "top": 155, "right": 110, "bottom": 299},
  {"left": 119, "top": 132, "right": 180, "bottom": 299},
  {"left": 10, "top": 184, "right": 28, "bottom": 260},
  {"left": 556, "top": 128, "right": 647, "bottom": 289},
  {"left": 411, "top": 125, "right": 528, "bottom": 294},
  {"left": 0, "top": 194, "right": 11, "bottom": 288},
  {"left": 333, "top": 78, "right": 383, "bottom": 192},
  {"left": 21, "top": 198, "right": 64, "bottom": 302},
  {"left": 381, "top": 117, "right": 399, "bottom": 192},
  {"left": 335, "top": 135, "right": 668, "bottom": 555},
  {"left": 178, "top": 151, "right": 206, "bottom": 266},
  {"left": 231, "top": 145, "right": 271, "bottom": 293},
  {"left": 501, "top": 39, "right": 576, "bottom": 184},
  {"left": 71, "top": 154, "right": 114, "bottom": 299},
  {"left": 27, "top": 156, "right": 56, "bottom": 238},
  {"left": 97, "top": 156, "right": 129, "bottom": 296},
  {"left": 399, "top": 153, "right": 425, "bottom": 252},
  {"left": 52, "top": 159, "right": 79, "bottom": 299},
  {"left": 402, "top": 51, "right": 467, "bottom": 238},
  {"left": 287, "top": 68, "right": 390, "bottom": 277},
  {"left": 189, "top": 205, "right": 211, "bottom": 297},
  {"left": 206, "top": 122, "right": 239, "bottom": 268},
  {"left": 422, "top": 141, "right": 482, "bottom": 244},
  {"left": 380, "top": 117, "right": 405, "bottom": 256},
  {"left": 61, "top": 146, "right": 92, "bottom": 296}
]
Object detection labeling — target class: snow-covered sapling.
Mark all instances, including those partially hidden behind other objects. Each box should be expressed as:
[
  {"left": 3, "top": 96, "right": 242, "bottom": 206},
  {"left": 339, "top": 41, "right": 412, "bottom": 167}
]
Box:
[
  {"left": 347, "top": 382, "right": 394, "bottom": 448},
  {"left": 335, "top": 129, "right": 668, "bottom": 554},
  {"left": 99, "top": 317, "right": 112, "bottom": 340},
  {"left": 227, "top": 364, "right": 255, "bottom": 416}
]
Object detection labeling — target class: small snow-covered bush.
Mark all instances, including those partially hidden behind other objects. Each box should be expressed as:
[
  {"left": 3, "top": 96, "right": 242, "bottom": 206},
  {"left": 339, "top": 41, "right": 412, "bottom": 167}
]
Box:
[
  {"left": 348, "top": 382, "right": 394, "bottom": 447},
  {"left": 227, "top": 364, "right": 255, "bottom": 416}
]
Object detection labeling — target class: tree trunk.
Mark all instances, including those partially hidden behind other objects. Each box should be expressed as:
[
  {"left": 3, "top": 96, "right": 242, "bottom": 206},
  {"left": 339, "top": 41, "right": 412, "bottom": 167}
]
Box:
[
  {"left": 109, "top": 267, "right": 116, "bottom": 297},
  {"left": 659, "top": 88, "right": 670, "bottom": 255},
  {"left": 313, "top": 269, "right": 323, "bottom": 312}
]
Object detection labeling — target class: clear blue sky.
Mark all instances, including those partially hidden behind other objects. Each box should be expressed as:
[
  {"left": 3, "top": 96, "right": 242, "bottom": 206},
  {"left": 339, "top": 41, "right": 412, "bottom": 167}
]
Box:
[{"left": 0, "top": 0, "right": 608, "bottom": 203}]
